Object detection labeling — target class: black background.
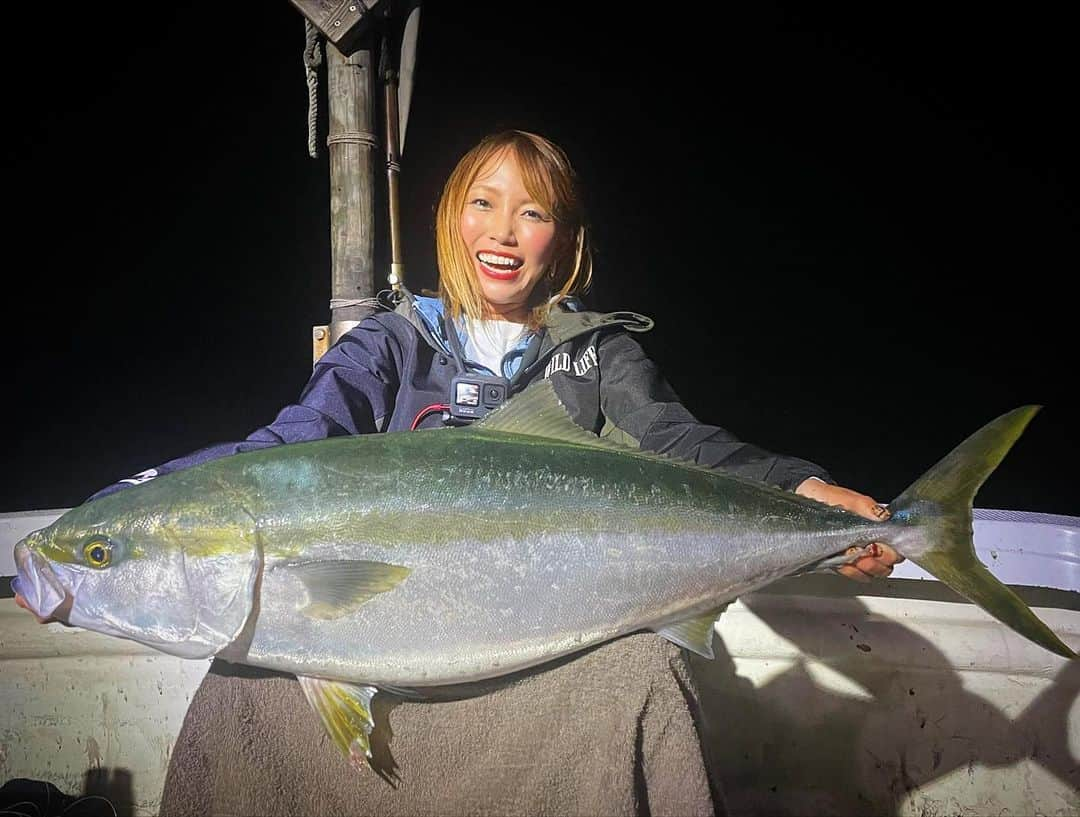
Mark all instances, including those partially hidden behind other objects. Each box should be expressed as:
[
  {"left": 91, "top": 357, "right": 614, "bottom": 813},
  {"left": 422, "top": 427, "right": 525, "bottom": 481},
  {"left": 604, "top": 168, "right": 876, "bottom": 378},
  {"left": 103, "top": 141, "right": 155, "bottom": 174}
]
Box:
[{"left": 2, "top": 3, "right": 1075, "bottom": 515}]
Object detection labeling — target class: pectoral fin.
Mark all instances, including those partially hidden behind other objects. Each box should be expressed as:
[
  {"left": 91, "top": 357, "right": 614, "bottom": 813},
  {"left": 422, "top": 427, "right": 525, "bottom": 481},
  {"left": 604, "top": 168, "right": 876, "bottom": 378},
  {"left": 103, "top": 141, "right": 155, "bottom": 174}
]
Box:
[
  {"left": 297, "top": 676, "right": 379, "bottom": 772},
  {"left": 654, "top": 604, "right": 730, "bottom": 659},
  {"left": 282, "top": 559, "right": 411, "bottom": 620}
]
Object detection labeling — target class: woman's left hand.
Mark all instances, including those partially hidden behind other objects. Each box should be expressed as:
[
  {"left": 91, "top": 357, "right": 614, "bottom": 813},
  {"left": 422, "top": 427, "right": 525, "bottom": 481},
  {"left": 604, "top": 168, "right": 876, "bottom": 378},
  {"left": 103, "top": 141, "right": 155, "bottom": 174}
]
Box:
[{"left": 795, "top": 479, "right": 904, "bottom": 583}]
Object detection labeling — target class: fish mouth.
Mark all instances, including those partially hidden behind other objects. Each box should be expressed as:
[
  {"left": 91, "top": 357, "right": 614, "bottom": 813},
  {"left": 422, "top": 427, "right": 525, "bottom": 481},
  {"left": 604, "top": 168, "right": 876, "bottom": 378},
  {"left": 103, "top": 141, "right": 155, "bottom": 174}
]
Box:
[{"left": 13, "top": 540, "right": 73, "bottom": 622}]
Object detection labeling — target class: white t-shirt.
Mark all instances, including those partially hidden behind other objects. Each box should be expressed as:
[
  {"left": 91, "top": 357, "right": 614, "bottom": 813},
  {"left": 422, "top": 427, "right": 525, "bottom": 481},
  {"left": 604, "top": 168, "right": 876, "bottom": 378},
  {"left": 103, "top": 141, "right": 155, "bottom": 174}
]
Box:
[{"left": 462, "top": 318, "right": 526, "bottom": 375}]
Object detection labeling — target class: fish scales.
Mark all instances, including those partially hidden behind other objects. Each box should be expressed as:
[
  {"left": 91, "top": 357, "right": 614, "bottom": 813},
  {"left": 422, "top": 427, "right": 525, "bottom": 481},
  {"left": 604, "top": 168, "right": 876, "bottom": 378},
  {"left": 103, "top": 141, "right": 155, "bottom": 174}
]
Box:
[
  {"left": 196, "top": 430, "right": 885, "bottom": 684},
  {"left": 14, "top": 381, "right": 1072, "bottom": 771}
]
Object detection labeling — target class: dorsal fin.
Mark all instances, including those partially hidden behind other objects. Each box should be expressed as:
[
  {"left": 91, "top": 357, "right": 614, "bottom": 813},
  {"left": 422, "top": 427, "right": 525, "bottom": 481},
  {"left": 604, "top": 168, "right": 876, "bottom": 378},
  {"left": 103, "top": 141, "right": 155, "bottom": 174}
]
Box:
[
  {"left": 473, "top": 378, "right": 830, "bottom": 511},
  {"left": 475, "top": 379, "right": 724, "bottom": 479},
  {"left": 475, "top": 378, "right": 633, "bottom": 452}
]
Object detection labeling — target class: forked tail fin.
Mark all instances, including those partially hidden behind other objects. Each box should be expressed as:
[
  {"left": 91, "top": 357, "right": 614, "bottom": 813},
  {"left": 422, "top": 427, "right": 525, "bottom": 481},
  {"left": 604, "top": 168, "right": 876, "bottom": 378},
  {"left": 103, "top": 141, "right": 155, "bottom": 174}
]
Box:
[{"left": 890, "top": 405, "right": 1074, "bottom": 659}]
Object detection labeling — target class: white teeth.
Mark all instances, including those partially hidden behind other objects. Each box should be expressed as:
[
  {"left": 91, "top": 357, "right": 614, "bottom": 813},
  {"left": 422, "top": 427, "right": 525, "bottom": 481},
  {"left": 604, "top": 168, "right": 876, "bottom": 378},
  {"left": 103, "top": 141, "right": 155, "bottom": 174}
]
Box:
[{"left": 478, "top": 252, "right": 522, "bottom": 269}]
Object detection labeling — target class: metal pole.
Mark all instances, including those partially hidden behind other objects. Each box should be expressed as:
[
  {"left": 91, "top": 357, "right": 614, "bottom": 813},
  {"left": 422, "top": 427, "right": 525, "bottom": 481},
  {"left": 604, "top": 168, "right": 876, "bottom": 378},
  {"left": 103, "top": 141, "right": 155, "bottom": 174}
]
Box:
[
  {"left": 383, "top": 55, "right": 404, "bottom": 294},
  {"left": 325, "top": 45, "right": 377, "bottom": 347}
]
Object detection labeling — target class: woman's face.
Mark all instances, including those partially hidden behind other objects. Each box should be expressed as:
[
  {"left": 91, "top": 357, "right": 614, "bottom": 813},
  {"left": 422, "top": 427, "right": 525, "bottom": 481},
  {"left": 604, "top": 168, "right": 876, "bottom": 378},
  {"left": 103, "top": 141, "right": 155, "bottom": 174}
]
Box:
[{"left": 459, "top": 150, "right": 558, "bottom": 322}]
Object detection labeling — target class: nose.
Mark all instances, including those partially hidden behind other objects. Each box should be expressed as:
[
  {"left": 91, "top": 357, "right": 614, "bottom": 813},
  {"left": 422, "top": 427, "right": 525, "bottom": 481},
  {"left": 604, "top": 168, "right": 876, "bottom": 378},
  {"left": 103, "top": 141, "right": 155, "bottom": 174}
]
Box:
[{"left": 489, "top": 207, "right": 517, "bottom": 246}]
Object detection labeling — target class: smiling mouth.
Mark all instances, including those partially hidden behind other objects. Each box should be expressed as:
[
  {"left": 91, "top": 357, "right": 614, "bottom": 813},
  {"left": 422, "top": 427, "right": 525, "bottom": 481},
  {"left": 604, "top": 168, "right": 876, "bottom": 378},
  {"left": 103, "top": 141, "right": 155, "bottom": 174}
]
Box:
[{"left": 477, "top": 252, "right": 523, "bottom": 280}]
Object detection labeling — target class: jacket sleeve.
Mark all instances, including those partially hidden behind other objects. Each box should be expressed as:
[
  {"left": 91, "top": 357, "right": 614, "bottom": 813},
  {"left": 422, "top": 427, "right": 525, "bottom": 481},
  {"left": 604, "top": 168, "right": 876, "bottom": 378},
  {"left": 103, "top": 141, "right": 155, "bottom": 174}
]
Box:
[
  {"left": 87, "top": 318, "right": 403, "bottom": 502},
  {"left": 596, "top": 330, "right": 834, "bottom": 491}
]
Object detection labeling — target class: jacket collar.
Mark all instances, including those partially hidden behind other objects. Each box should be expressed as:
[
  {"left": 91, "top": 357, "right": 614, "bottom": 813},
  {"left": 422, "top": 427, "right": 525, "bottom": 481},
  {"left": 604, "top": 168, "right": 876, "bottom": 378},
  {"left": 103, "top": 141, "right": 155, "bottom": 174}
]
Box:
[{"left": 393, "top": 286, "right": 654, "bottom": 375}]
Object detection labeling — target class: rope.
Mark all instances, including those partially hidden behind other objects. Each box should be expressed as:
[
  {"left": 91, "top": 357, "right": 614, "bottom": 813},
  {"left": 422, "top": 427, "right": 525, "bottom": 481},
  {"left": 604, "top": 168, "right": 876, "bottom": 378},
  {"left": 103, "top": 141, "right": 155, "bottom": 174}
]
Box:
[
  {"left": 326, "top": 130, "right": 379, "bottom": 149},
  {"left": 303, "top": 19, "right": 323, "bottom": 159},
  {"left": 330, "top": 298, "right": 385, "bottom": 310},
  {"left": 330, "top": 290, "right": 400, "bottom": 313}
]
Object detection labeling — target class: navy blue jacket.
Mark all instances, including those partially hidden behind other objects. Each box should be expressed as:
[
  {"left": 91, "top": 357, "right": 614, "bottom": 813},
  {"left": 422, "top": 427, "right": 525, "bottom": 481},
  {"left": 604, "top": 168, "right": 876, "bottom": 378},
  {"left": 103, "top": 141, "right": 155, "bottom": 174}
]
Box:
[{"left": 91, "top": 291, "right": 832, "bottom": 500}]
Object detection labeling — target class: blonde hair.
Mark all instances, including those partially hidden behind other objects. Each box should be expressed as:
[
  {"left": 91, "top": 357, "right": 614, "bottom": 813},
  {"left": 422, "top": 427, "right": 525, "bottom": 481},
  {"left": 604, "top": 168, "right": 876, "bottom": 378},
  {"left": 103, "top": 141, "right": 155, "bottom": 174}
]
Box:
[{"left": 435, "top": 130, "right": 592, "bottom": 329}]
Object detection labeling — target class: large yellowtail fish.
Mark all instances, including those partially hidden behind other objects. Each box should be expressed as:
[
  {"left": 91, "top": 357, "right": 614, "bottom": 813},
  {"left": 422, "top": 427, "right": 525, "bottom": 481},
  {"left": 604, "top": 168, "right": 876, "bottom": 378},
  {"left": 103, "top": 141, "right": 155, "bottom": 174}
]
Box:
[{"left": 12, "top": 380, "right": 1075, "bottom": 771}]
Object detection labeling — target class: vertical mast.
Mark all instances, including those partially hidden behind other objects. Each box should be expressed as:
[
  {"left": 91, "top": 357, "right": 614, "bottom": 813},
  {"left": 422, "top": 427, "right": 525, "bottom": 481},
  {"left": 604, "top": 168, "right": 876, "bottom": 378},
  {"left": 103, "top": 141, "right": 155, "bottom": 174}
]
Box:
[{"left": 326, "top": 46, "right": 377, "bottom": 346}]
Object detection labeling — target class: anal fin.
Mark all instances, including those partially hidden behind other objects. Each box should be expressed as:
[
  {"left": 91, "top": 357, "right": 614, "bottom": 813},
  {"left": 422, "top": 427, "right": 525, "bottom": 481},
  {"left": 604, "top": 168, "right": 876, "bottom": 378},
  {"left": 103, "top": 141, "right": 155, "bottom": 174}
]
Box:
[{"left": 654, "top": 604, "right": 730, "bottom": 659}]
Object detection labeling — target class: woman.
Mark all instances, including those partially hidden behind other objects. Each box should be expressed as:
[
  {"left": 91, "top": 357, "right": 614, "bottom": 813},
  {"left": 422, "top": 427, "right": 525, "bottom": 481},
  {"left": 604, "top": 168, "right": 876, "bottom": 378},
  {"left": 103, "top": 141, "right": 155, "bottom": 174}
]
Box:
[{"left": 19, "top": 130, "right": 899, "bottom": 815}]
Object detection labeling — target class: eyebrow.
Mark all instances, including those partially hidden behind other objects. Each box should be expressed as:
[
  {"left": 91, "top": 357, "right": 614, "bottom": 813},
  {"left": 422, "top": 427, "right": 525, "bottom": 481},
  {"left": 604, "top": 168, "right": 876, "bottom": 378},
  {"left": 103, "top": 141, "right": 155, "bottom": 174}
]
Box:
[
  {"left": 467, "top": 182, "right": 550, "bottom": 213},
  {"left": 470, "top": 183, "right": 545, "bottom": 201}
]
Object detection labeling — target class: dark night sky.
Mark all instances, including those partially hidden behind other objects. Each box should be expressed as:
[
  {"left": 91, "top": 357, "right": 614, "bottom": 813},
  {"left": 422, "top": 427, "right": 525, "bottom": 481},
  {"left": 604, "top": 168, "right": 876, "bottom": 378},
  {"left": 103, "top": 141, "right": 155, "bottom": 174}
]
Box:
[{"left": 1, "top": 3, "right": 1075, "bottom": 516}]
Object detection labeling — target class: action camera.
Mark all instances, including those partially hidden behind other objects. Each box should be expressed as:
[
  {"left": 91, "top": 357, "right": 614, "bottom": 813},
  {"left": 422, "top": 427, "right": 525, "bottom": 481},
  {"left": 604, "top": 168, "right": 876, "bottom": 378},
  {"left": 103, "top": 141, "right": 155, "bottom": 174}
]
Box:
[{"left": 448, "top": 373, "right": 510, "bottom": 422}]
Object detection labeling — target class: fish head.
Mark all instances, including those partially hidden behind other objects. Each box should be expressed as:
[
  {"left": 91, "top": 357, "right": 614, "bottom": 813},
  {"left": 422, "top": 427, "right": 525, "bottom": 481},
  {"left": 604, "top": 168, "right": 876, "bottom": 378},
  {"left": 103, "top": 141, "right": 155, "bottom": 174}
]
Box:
[{"left": 12, "top": 499, "right": 260, "bottom": 660}]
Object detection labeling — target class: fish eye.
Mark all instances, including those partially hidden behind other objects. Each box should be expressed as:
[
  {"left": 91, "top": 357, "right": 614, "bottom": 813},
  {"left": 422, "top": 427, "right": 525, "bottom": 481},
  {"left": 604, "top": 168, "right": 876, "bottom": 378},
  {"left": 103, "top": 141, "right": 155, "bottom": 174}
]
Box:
[{"left": 84, "top": 538, "right": 112, "bottom": 568}]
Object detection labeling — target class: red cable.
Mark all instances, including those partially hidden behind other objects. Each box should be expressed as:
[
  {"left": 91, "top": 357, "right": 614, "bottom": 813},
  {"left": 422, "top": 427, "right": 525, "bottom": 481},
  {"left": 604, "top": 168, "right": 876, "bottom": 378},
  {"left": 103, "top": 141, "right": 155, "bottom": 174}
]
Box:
[{"left": 411, "top": 404, "right": 449, "bottom": 431}]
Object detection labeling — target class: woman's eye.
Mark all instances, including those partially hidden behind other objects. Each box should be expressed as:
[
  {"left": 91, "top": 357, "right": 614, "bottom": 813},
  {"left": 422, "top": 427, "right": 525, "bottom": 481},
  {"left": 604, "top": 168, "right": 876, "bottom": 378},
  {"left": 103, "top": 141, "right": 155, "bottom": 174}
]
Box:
[
  {"left": 469, "top": 197, "right": 491, "bottom": 209},
  {"left": 522, "top": 209, "right": 550, "bottom": 221}
]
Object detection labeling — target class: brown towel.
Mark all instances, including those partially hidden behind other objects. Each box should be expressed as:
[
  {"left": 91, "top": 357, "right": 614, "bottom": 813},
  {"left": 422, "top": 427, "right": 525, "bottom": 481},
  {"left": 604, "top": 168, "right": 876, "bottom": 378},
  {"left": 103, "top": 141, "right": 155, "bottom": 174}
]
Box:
[{"left": 160, "top": 633, "right": 719, "bottom": 817}]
